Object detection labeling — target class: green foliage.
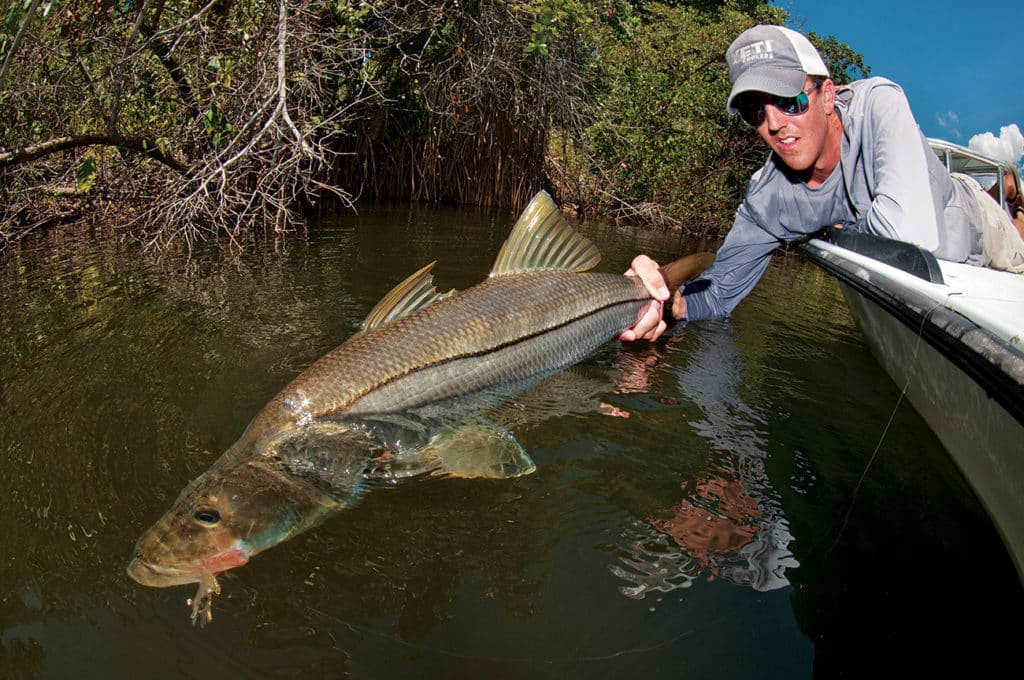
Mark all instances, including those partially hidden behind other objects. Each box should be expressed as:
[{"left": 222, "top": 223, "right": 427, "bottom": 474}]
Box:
[
  {"left": 542, "top": 1, "right": 871, "bottom": 232},
  {"left": 808, "top": 31, "right": 871, "bottom": 85},
  {"left": 75, "top": 157, "right": 96, "bottom": 192},
  {"left": 203, "top": 104, "right": 234, "bottom": 150},
  {"left": 1, "top": 2, "right": 20, "bottom": 51},
  {"left": 567, "top": 0, "right": 788, "bottom": 228},
  {"left": 520, "top": 0, "right": 590, "bottom": 56}
]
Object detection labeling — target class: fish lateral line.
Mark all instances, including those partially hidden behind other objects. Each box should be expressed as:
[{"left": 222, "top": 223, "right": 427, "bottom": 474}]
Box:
[{"left": 327, "top": 293, "right": 647, "bottom": 415}]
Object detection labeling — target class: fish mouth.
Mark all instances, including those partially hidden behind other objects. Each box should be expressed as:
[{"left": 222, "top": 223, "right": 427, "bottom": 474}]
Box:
[
  {"left": 127, "top": 547, "right": 251, "bottom": 588},
  {"left": 127, "top": 558, "right": 201, "bottom": 588}
]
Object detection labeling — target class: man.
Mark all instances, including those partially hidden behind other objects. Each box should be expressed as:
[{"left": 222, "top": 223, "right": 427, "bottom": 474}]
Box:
[
  {"left": 988, "top": 168, "right": 1024, "bottom": 239},
  {"left": 620, "top": 24, "right": 1024, "bottom": 343}
]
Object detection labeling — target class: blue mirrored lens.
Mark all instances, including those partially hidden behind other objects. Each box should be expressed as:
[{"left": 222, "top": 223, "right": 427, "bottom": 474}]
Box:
[{"left": 736, "top": 90, "right": 811, "bottom": 126}]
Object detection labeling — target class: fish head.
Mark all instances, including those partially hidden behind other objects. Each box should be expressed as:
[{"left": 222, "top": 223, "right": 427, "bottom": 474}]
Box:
[
  {"left": 127, "top": 453, "right": 316, "bottom": 589},
  {"left": 128, "top": 424, "right": 375, "bottom": 589}
]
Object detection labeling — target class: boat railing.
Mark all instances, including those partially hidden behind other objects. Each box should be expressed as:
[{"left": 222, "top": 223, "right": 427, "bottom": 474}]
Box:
[{"left": 928, "top": 137, "right": 1021, "bottom": 212}]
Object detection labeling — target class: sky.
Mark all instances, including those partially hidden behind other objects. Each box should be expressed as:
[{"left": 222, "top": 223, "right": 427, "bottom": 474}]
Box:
[{"left": 776, "top": 0, "right": 1024, "bottom": 168}]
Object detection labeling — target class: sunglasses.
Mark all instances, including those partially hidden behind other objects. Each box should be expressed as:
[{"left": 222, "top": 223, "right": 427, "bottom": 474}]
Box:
[{"left": 734, "top": 81, "right": 821, "bottom": 127}]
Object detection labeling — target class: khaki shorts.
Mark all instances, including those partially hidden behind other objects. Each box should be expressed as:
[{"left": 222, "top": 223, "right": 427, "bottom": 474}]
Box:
[{"left": 953, "top": 172, "right": 1024, "bottom": 273}]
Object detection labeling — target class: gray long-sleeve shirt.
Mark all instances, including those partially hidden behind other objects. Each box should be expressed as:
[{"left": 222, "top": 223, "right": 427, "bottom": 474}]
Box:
[{"left": 683, "top": 77, "right": 982, "bottom": 321}]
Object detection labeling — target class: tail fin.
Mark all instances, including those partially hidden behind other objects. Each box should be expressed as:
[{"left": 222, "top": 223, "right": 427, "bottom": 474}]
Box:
[{"left": 659, "top": 252, "right": 714, "bottom": 290}]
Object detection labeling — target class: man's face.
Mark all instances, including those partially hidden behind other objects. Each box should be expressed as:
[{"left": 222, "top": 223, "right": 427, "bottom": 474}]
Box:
[
  {"left": 752, "top": 78, "right": 837, "bottom": 179},
  {"left": 1004, "top": 173, "right": 1019, "bottom": 203}
]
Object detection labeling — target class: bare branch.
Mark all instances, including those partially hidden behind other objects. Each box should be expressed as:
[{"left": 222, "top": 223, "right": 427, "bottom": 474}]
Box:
[{"left": 0, "top": 133, "right": 189, "bottom": 173}]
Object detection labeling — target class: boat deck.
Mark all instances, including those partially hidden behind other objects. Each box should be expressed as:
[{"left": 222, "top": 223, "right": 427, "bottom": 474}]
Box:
[{"left": 938, "top": 260, "right": 1024, "bottom": 351}]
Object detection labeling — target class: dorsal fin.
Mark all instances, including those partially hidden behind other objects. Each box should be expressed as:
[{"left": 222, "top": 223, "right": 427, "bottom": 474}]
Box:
[
  {"left": 490, "top": 191, "right": 601, "bottom": 276},
  {"left": 361, "top": 262, "right": 453, "bottom": 331}
]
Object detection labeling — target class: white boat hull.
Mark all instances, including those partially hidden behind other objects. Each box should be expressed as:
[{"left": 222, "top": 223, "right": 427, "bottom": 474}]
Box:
[{"left": 803, "top": 237, "right": 1024, "bottom": 580}]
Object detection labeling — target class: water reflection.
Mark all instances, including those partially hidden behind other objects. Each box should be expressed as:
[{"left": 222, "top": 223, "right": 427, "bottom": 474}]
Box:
[{"left": 610, "top": 322, "right": 798, "bottom": 599}]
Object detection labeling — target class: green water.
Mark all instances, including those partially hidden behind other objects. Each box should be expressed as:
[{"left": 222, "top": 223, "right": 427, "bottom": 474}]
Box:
[{"left": 1, "top": 204, "right": 1020, "bottom": 678}]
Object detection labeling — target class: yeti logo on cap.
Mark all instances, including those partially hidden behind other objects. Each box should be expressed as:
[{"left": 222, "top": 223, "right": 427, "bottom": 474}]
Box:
[{"left": 731, "top": 40, "right": 776, "bottom": 66}]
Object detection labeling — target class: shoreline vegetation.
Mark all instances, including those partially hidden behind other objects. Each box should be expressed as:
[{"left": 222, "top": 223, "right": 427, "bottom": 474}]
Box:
[{"left": 0, "top": 0, "right": 867, "bottom": 251}]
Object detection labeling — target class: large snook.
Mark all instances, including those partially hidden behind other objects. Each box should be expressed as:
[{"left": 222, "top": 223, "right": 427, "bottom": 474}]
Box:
[{"left": 127, "top": 191, "right": 713, "bottom": 625}]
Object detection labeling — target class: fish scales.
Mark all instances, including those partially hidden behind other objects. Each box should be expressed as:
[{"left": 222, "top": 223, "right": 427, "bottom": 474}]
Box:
[{"left": 345, "top": 272, "right": 647, "bottom": 415}]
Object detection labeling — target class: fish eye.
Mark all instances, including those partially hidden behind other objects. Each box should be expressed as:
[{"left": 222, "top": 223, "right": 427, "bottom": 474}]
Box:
[{"left": 193, "top": 508, "right": 221, "bottom": 526}]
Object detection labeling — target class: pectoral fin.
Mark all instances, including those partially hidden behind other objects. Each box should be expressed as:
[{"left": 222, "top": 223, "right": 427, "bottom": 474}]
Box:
[{"left": 422, "top": 422, "right": 536, "bottom": 479}]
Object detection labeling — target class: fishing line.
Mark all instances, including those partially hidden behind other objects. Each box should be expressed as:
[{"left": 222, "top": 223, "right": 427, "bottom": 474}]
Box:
[{"left": 823, "top": 299, "right": 943, "bottom": 559}]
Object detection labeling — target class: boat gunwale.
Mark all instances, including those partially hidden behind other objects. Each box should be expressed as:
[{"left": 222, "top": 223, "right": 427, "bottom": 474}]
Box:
[{"left": 800, "top": 238, "right": 1024, "bottom": 428}]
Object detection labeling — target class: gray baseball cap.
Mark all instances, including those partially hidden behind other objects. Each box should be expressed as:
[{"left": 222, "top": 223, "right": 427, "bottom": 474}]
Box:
[{"left": 725, "top": 25, "right": 830, "bottom": 114}]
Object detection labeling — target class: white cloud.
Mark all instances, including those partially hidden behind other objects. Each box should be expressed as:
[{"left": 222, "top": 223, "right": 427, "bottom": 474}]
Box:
[
  {"left": 935, "top": 110, "right": 962, "bottom": 140},
  {"left": 968, "top": 124, "right": 1024, "bottom": 165}
]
